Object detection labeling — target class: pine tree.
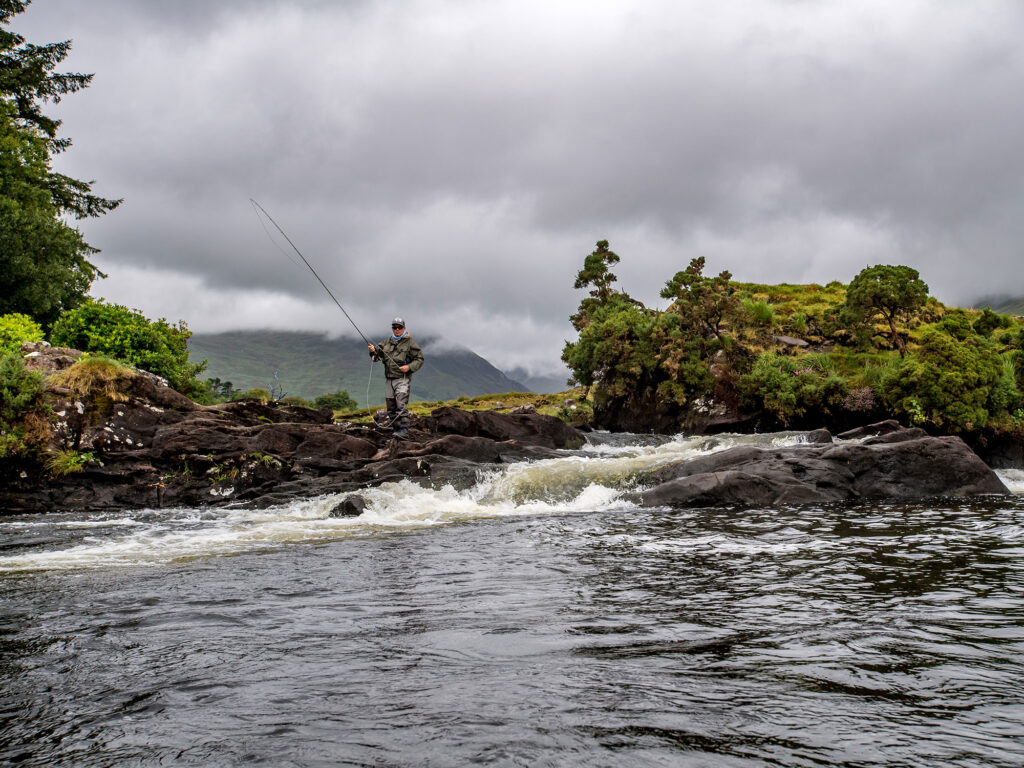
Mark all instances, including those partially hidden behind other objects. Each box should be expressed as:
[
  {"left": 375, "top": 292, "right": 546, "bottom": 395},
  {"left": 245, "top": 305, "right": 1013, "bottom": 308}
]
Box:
[{"left": 0, "top": 0, "right": 121, "bottom": 327}]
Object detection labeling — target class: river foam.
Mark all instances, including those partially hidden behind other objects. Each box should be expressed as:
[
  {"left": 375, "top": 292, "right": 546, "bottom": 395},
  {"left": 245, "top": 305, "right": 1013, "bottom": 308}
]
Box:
[{"left": 2, "top": 432, "right": 1021, "bottom": 573}]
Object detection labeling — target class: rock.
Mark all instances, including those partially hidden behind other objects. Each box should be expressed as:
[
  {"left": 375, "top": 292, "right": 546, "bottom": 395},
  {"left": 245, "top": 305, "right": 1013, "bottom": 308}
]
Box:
[
  {"left": 774, "top": 335, "right": 809, "bottom": 347},
  {"left": 805, "top": 428, "right": 833, "bottom": 444},
  {"left": 425, "top": 406, "right": 585, "bottom": 449},
  {"left": 636, "top": 429, "right": 1009, "bottom": 508},
  {"left": 837, "top": 420, "right": 903, "bottom": 440},
  {"left": 329, "top": 495, "right": 367, "bottom": 517}
]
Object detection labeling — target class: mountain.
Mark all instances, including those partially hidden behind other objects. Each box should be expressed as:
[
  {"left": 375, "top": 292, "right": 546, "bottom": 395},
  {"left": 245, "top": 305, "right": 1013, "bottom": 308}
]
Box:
[
  {"left": 504, "top": 366, "right": 572, "bottom": 395},
  {"left": 188, "top": 331, "right": 529, "bottom": 406},
  {"left": 971, "top": 294, "right": 1024, "bottom": 315}
]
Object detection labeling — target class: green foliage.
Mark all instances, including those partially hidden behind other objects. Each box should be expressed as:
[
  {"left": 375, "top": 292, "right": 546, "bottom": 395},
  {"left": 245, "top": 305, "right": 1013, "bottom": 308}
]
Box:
[
  {"left": 882, "top": 328, "right": 1010, "bottom": 430},
  {"left": 743, "top": 299, "right": 775, "bottom": 327},
  {"left": 936, "top": 310, "right": 973, "bottom": 341},
  {"left": 0, "top": 350, "right": 48, "bottom": 459},
  {"left": 652, "top": 311, "right": 713, "bottom": 406},
  {"left": 563, "top": 294, "right": 662, "bottom": 403},
  {"left": 562, "top": 242, "right": 1024, "bottom": 433},
  {"left": 973, "top": 307, "right": 1011, "bottom": 337},
  {"left": 789, "top": 311, "right": 808, "bottom": 335},
  {"left": 232, "top": 388, "right": 270, "bottom": 403},
  {"left": 573, "top": 240, "right": 621, "bottom": 302},
  {"left": 314, "top": 390, "right": 358, "bottom": 412},
  {"left": 50, "top": 299, "right": 206, "bottom": 392},
  {"left": 739, "top": 353, "right": 848, "bottom": 425},
  {"left": 0, "top": 6, "right": 121, "bottom": 327},
  {"left": 45, "top": 448, "right": 94, "bottom": 476},
  {"left": 843, "top": 264, "right": 928, "bottom": 356},
  {"left": 660, "top": 257, "right": 739, "bottom": 350},
  {"left": 0, "top": 311, "right": 43, "bottom": 353}
]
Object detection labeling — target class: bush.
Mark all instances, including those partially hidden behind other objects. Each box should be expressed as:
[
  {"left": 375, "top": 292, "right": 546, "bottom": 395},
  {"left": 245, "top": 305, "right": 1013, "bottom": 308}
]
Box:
[
  {"left": 973, "top": 308, "right": 1011, "bottom": 337},
  {"left": 789, "top": 311, "right": 808, "bottom": 335},
  {"left": 313, "top": 391, "right": 358, "bottom": 411},
  {"left": 740, "top": 353, "right": 847, "bottom": 425},
  {"left": 743, "top": 299, "right": 775, "bottom": 327},
  {"left": 0, "top": 352, "right": 49, "bottom": 460},
  {"left": 882, "top": 329, "right": 1005, "bottom": 430},
  {"left": 50, "top": 299, "right": 206, "bottom": 392},
  {"left": 0, "top": 313, "right": 45, "bottom": 354},
  {"left": 231, "top": 388, "right": 270, "bottom": 403}
]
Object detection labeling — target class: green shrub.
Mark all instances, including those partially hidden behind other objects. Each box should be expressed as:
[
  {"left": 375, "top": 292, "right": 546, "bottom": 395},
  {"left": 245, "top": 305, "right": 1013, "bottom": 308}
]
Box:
[
  {"left": 973, "top": 308, "right": 1011, "bottom": 337},
  {"left": 988, "top": 355, "right": 1022, "bottom": 415},
  {"left": 739, "top": 353, "right": 847, "bottom": 425},
  {"left": 0, "top": 313, "right": 45, "bottom": 354},
  {"left": 742, "top": 299, "right": 775, "bottom": 327},
  {"left": 281, "top": 396, "right": 314, "bottom": 408},
  {"left": 882, "top": 329, "right": 1004, "bottom": 430},
  {"left": 46, "top": 449, "right": 95, "bottom": 476},
  {"left": 313, "top": 390, "right": 358, "bottom": 412},
  {"left": 231, "top": 388, "right": 270, "bottom": 403},
  {"left": 0, "top": 352, "right": 49, "bottom": 459},
  {"left": 789, "top": 311, "right": 808, "bottom": 335},
  {"left": 936, "top": 310, "right": 973, "bottom": 341},
  {"left": 50, "top": 299, "right": 206, "bottom": 392}
]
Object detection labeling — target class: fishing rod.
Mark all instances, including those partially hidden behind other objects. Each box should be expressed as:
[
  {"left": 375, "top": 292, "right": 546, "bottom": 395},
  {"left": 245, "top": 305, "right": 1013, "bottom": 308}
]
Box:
[
  {"left": 249, "top": 199, "right": 406, "bottom": 418},
  {"left": 249, "top": 199, "right": 374, "bottom": 348}
]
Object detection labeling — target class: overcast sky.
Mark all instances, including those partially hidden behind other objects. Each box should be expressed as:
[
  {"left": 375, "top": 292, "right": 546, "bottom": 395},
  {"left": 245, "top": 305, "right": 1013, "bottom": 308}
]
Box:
[{"left": 14, "top": 0, "right": 1024, "bottom": 375}]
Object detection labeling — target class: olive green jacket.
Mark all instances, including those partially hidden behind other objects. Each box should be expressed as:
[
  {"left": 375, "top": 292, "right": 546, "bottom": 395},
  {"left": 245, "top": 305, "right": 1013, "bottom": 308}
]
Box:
[{"left": 370, "top": 334, "right": 425, "bottom": 379}]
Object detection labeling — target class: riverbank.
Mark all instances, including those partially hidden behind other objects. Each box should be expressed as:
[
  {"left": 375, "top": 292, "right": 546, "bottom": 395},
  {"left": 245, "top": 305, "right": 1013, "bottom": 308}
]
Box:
[{"left": 1, "top": 343, "right": 1014, "bottom": 514}]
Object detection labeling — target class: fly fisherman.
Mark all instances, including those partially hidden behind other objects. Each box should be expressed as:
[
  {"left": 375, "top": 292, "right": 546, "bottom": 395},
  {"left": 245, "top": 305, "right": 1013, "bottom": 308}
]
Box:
[{"left": 367, "top": 318, "right": 424, "bottom": 439}]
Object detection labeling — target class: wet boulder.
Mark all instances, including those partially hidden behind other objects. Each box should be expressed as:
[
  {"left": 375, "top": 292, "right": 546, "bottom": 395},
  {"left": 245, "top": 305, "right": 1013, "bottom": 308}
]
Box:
[
  {"left": 329, "top": 495, "right": 367, "bottom": 517},
  {"left": 424, "top": 406, "right": 585, "bottom": 449},
  {"left": 637, "top": 430, "right": 1009, "bottom": 508}
]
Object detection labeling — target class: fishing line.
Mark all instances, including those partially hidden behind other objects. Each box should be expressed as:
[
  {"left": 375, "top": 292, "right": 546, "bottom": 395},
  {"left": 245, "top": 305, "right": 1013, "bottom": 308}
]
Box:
[
  {"left": 249, "top": 199, "right": 401, "bottom": 415},
  {"left": 249, "top": 199, "right": 373, "bottom": 347}
]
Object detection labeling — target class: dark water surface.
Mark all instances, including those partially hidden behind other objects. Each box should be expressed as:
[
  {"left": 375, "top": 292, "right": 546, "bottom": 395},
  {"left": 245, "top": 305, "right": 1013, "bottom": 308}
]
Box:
[
  {"left": 3, "top": 502, "right": 1023, "bottom": 767},
  {"left": 2, "top": 438, "right": 1024, "bottom": 766}
]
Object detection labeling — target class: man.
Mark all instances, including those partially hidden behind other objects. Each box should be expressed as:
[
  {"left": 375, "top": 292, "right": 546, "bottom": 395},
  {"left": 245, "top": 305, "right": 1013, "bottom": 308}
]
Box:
[{"left": 367, "top": 317, "right": 424, "bottom": 439}]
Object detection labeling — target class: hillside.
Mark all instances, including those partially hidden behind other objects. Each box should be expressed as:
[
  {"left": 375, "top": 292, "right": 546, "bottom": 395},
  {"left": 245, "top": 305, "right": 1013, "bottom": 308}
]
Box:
[
  {"left": 188, "top": 331, "right": 529, "bottom": 406},
  {"left": 972, "top": 295, "right": 1024, "bottom": 316}
]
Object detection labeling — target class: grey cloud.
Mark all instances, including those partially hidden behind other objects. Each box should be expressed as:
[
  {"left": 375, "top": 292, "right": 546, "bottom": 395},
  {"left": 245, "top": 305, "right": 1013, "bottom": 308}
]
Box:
[{"left": 14, "top": 0, "right": 1024, "bottom": 374}]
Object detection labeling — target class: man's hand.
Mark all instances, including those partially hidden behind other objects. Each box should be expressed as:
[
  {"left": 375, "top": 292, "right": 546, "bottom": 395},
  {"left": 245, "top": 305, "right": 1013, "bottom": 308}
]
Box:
[
  {"left": 368, "top": 343, "right": 375, "bottom": 354},
  {"left": 399, "top": 364, "right": 410, "bottom": 373}
]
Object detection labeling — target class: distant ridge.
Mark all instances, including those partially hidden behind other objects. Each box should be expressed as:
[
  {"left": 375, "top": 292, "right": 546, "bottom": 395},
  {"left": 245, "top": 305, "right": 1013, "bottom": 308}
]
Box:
[
  {"left": 503, "top": 366, "right": 571, "bottom": 395},
  {"left": 971, "top": 295, "right": 1024, "bottom": 316},
  {"left": 188, "top": 330, "right": 529, "bottom": 405}
]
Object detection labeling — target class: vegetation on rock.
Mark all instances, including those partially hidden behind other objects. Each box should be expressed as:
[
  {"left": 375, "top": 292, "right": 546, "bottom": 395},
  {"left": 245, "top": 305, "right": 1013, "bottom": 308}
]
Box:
[
  {"left": 563, "top": 241, "right": 1024, "bottom": 434},
  {"left": 0, "top": 351, "right": 48, "bottom": 460},
  {"left": 50, "top": 299, "right": 206, "bottom": 394},
  {"left": 0, "top": 312, "right": 43, "bottom": 353}
]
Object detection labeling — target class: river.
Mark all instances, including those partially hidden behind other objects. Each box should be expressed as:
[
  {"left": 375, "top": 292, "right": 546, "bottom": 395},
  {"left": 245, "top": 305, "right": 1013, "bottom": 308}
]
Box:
[{"left": 2, "top": 432, "right": 1024, "bottom": 767}]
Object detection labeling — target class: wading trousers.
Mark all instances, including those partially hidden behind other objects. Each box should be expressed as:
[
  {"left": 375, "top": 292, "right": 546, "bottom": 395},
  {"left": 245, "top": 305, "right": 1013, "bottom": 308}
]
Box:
[{"left": 385, "top": 376, "right": 411, "bottom": 430}]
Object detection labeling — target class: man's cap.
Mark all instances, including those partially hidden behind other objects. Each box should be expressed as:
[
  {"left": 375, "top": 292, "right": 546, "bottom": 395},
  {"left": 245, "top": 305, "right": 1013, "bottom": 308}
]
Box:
[{"left": 392, "top": 317, "right": 405, "bottom": 327}]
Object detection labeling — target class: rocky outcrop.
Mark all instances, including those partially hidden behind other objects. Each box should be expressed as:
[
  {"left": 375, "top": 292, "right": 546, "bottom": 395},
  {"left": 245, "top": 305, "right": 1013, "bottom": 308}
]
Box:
[
  {"left": 635, "top": 426, "right": 1009, "bottom": 508},
  {"left": 1, "top": 343, "right": 585, "bottom": 514}
]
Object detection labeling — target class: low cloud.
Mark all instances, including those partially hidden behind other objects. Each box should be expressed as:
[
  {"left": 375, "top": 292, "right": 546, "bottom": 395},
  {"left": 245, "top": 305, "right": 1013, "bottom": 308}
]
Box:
[{"left": 16, "top": 0, "right": 1024, "bottom": 373}]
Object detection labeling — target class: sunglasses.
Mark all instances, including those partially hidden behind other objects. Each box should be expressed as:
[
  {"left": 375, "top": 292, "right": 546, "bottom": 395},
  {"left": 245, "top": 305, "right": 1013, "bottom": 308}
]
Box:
[{"left": 392, "top": 324, "right": 404, "bottom": 329}]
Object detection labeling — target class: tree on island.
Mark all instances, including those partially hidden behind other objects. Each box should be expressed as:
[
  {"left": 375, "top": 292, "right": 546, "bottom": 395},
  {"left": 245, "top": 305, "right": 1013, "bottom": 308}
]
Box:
[
  {"left": 842, "top": 265, "right": 928, "bottom": 357},
  {"left": 0, "top": 0, "right": 121, "bottom": 327}
]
